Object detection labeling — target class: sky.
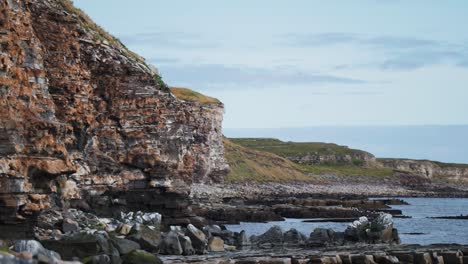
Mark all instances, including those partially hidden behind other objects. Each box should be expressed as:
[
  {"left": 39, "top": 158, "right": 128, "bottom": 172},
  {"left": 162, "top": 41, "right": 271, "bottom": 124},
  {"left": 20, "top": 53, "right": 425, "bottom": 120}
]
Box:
[
  {"left": 73, "top": 0, "right": 468, "bottom": 129},
  {"left": 72, "top": 1, "right": 468, "bottom": 162}
]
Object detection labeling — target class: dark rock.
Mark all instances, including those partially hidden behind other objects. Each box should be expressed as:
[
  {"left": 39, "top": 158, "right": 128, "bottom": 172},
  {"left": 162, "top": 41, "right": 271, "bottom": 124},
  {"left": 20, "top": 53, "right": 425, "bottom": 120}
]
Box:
[
  {"left": 83, "top": 254, "right": 111, "bottom": 264},
  {"left": 179, "top": 235, "right": 195, "bottom": 256},
  {"left": 250, "top": 226, "right": 283, "bottom": 246},
  {"left": 62, "top": 218, "right": 80, "bottom": 233},
  {"left": 185, "top": 224, "right": 207, "bottom": 254},
  {"left": 283, "top": 228, "right": 306, "bottom": 246},
  {"left": 235, "top": 230, "right": 250, "bottom": 248},
  {"left": 127, "top": 225, "right": 161, "bottom": 253},
  {"left": 438, "top": 251, "right": 463, "bottom": 264},
  {"left": 308, "top": 228, "right": 335, "bottom": 247},
  {"left": 159, "top": 231, "right": 183, "bottom": 255},
  {"left": 122, "top": 250, "right": 162, "bottom": 264},
  {"left": 110, "top": 238, "right": 141, "bottom": 255},
  {"left": 414, "top": 252, "right": 433, "bottom": 264},
  {"left": 41, "top": 232, "right": 118, "bottom": 261}
]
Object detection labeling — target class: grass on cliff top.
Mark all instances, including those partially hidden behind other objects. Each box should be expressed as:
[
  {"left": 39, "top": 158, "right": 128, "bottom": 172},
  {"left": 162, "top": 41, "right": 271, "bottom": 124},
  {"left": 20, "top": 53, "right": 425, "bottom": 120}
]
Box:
[
  {"left": 223, "top": 138, "right": 316, "bottom": 183},
  {"left": 229, "top": 138, "right": 370, "bottom": 157},
  {"left": 170, "top": 87, "right": 221, "bottom": 104}
]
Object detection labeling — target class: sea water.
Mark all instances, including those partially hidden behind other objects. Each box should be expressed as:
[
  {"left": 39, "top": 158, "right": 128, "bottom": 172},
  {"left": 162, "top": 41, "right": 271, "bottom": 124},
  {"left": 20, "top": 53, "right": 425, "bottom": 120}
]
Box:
[{"left": 225, "top": 198, "right": 468, "bottom": 245}]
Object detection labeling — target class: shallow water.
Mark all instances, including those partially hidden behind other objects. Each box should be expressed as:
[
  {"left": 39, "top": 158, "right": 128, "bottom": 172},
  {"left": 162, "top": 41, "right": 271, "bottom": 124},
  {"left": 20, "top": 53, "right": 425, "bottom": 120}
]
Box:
[{"left": 225, "top": 198, "right": 468, "bottom": 245}]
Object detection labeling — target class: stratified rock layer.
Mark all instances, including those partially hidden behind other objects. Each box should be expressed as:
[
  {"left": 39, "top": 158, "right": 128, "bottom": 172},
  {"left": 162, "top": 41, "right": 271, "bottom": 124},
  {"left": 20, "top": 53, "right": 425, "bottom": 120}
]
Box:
[{"left": 0, "top": 0, "right": 228, "bottom": 237}]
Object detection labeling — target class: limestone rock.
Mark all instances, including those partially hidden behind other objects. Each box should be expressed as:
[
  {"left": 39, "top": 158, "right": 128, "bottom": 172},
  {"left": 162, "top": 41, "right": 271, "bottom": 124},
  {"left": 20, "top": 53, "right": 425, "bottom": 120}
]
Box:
[{"left": 208, "top": 237, "right": 224, "bottom": 252}]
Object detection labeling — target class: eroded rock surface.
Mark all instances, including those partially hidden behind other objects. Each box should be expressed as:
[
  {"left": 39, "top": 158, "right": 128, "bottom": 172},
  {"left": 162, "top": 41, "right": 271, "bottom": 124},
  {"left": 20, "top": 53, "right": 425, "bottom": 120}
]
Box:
[{"left": 0, "top": 0, "right": 228, "bottom": 237}]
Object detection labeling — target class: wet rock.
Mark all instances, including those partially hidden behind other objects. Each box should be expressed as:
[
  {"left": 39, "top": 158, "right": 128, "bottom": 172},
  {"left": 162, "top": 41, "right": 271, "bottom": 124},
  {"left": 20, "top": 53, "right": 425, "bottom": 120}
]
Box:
[
  {"left": 283, "top": 228, "right": 306, "bottom": 246},
  {"left": 350, "top": 254, "right": 376, "bottom": 264},
  {"left": 438, "top": 251, "right": 463, "bottom": 264},
  {"left": 235, "top": 230, "right": 250, "bottom": 248},
  {"left": 414, "top": 252, "right": 432, "bottom": 264},
  {"left": 159, "top": 231, "right": 183, "bottom": 255},
  {"left": 122, "top": 250, "right": 162, "bottom": 264},
  {"left": 127, "top": 225, "right": 161, "bottom": 253},
  {"left": 391, "top": 251, "right": 414, "bottom": 263},
  {"left": 110, "top": 237, "right": 141, "bottom": 255},
  {"left": 308, "top": 228, "right": 336, "bottom": 247},
  {"left": 250, "top": 226, "right": 283, "bottom": 246},
  {"left": 185, "top": 224, "right": 207, "bottom": 254},
  {"left": 208, "top": 237, "right": 224, "bottom": 252}
]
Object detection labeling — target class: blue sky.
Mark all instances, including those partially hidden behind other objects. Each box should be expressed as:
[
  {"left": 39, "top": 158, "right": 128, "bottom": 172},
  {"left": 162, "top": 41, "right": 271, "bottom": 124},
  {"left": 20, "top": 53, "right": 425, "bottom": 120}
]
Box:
[{"left": 73, "top": 0, "right": 468, "bottom": 129}]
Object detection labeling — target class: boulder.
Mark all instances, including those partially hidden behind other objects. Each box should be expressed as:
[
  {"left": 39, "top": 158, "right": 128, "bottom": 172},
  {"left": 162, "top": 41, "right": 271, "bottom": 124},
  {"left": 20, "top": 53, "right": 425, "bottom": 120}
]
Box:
[
  {"left": 179, "top": 235, "right": 195, "bottom": 256},
  {"left": 438, "top": 251, "right": 463, "bottom": 264},
  {"left": 185, "top": 224, "right": 207, "bottom": 254},
  {"left": 13, "top": 240, "right": 61, "bottom": 261},
  {"left": 110, "top": 238, "right": 141, "bottom": 255},
  {"left": 62, "top": 218, "right": 80, "bottom": 233},
  {"left": 127, "top": 225, "right": 161, "bottom": 253},
  {"left": 235, "top": 230, "right": 250, "bottom": 248},
  {"left": 283, "top": 228, "right": 306, "bottom": 246},
  {"left": 122, "top": 250, "right": 162, "bottom": 264},
  {"left": 159, "top": 231, "right": 183, "bottom": 255},
  {"left": 208, "top": 237, "right": 224, "bottom": 252},
  {"left": 344, "top": 214, "right": 399, "bottom": 244},
  {"left": 41, "top": 232, "right": 119, "bottom": 261},
  {"left": 308, "top": 228, "right": 335, "bottom": 247},
  {"left": 250, "top": 226, "right": 283, "bottom": 246}
]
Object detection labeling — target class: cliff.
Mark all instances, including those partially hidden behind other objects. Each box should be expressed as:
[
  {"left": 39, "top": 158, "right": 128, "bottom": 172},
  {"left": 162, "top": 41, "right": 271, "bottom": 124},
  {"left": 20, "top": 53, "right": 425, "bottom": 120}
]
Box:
[
  {"left": 0, "top": 0, "right": 228, "bottom": 236},
  {"left": 379, "top": 158, "right": 468, "bottom": 183}
]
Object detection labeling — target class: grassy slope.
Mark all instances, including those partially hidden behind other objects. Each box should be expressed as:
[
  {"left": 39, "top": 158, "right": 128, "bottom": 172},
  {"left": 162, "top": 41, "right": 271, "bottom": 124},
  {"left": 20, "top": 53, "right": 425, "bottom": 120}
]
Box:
[
  {"left": 223, "top": 138, "right": 394, "bottom": 183},
  {"left": 230, "top": 138, "right": 370, "bottom": 157},
  {"left": 223, "top": 138, "right": 316, "bottom": 183},
  {"left": 227, "top": 138, "right": 394, "bottom": 181},
  {"left": 170, "top": 87, "right": 220, "bottom": 104}
]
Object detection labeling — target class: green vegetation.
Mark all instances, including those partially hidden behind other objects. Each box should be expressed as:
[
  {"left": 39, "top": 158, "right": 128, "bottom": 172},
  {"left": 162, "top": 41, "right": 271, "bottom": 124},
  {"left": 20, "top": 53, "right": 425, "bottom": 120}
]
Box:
[
  {"left": 230, "top": 138, "right": 369, "bottom": 157},
  {"left": 154, "top": 75, "right": 170, "bottom": 92},
  {"left": 224, "top": 138, "right": 394, "bottom": 182},
  {"left": 223, "top": 138, "right": 316, "bottom": 183},
  {"left": 170, "top": 87, "right": 221, "bottom": 104}
]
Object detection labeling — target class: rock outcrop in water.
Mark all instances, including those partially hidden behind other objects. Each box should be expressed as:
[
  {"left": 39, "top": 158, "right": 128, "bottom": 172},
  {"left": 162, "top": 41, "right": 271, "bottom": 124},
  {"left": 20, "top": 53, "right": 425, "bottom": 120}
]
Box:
[{"left": 0, "top": 0, "right": 228, "bottom": 237}]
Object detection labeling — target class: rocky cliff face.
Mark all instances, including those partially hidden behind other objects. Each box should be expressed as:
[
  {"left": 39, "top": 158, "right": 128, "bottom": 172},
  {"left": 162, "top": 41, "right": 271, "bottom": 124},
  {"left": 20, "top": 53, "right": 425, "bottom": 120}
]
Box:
[
  {"left": 0, "top": 0, "right": 228, "bottom": 236},
  {"left": 379, "top": 159, "right": 468, "bottom": 182}
]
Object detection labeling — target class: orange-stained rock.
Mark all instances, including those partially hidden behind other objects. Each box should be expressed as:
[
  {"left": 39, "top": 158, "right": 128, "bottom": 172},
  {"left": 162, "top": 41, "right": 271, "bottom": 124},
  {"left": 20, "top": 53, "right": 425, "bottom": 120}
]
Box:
[{"left": 0, "top": 0, "right": 229, "bottom": 235}]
